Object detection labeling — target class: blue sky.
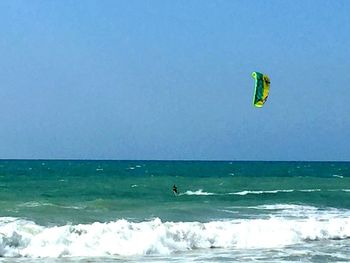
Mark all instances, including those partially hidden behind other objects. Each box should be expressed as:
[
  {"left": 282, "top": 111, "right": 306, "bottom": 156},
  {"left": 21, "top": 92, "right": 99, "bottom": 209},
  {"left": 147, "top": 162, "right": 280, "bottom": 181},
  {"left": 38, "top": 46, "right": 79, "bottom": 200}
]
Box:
[{"left": 0, "top": 0, "right": 349, "bottom": 161}]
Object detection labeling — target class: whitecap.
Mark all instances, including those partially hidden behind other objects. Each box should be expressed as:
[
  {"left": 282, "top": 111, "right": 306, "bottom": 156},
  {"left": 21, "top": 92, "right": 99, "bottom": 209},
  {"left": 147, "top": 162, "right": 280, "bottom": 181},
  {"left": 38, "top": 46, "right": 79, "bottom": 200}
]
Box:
[
  {"left": 17, "top": 202, "right": 53, "bottom": 208},
  {"left": 230, "top": 189, "right": 294, "bottom": 195},
  {"left": 181, "top": 189, "right": 215, "bottom": 196},
  {"left": 299, "top": 189, "right": 321, "bottom": 192},
  {"left": 1, "top": 216, "right": 350, "bottom": 258},
  {"left": 17, "top": 202, "right": 84, "bottom": 210},
  {"left": 332, "top": 174, "right": 343, "bottom": 178}
]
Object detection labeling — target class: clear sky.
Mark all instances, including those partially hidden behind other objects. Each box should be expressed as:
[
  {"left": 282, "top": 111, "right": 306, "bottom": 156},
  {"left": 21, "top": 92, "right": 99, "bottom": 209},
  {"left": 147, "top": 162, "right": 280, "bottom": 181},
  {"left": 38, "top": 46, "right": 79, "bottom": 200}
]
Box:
[{"left": 1, "top": 0, "right": 349, "bottom": 161}]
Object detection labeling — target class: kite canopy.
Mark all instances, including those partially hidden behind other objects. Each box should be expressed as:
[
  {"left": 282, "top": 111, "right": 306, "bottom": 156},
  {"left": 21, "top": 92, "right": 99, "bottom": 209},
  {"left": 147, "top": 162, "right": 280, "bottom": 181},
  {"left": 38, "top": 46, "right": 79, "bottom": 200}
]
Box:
[{"left": 252, "top": 72, "right": 270, "bottom": 107}]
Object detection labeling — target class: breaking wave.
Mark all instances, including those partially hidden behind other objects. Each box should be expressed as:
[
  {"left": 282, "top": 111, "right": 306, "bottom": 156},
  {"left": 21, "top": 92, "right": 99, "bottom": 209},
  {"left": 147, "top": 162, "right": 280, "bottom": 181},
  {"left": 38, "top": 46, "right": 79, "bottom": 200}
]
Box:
[
  {"left": 230, "top": 189, "right": 294, "bottom": 195},
  {"left": 181, "top": 189, "right": 215, "bottom": 196},
  {"left": 1, "top": 215, "right": 350, "bottom": 258},
  {"left": 180, "top": 189, "right": 341, "bottom": 196}
]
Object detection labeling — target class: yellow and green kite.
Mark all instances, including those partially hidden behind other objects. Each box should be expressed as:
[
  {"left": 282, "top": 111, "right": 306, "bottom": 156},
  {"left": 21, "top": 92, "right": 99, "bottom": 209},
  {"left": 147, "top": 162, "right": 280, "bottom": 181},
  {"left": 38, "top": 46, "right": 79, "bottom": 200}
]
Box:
[{"left": 252, "top": 72, "right": 270, "bottom": 107}]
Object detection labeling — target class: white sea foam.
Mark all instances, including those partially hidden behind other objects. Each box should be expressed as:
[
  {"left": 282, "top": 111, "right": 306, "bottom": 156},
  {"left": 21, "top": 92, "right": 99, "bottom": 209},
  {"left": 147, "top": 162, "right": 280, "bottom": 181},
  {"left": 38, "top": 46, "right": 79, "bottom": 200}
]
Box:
[
  {"left": 18, "top": 202, "right": 56, "bottom": 208},
  {"left": 17, "top": 202, "right": 84, "bottom": 210},
  {"left": 182, "top": 189, "right": 215, "bottom": 196},
  {"left": 1, "top": 215, "right": 350, "bottom": 258},
  {"left": 250, "top": 204, "right": 318, "bottom": 211},
  {"left": 239, "top": 204, "right": 350, "bottom": 221},
  {"left": 229, "top": 189, "right": 325, "bottom": 195},
  {"left": 230, "top": 189, "right": 294, "bottom": 195},
  {"left": 299, "top": 189, "right": 321, "bottom": 192},
  {"left": 181, "top": 189, "right": 325, "bottom": 197}
]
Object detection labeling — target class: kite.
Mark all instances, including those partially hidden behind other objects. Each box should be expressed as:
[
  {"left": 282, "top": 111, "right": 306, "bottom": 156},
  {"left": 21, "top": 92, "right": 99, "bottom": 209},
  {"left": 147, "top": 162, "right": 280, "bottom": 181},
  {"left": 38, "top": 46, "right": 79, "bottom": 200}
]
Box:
[{"left": 252, "top": 72, "right": 270, "bottom": 107}]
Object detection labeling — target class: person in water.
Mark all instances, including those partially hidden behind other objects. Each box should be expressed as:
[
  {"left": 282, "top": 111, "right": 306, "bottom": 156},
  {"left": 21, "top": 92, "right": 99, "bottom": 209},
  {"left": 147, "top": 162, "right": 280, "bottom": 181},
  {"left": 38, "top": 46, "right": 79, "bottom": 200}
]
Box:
[{"left": 172, "top": 184, "right": 178, "bottom": 195}]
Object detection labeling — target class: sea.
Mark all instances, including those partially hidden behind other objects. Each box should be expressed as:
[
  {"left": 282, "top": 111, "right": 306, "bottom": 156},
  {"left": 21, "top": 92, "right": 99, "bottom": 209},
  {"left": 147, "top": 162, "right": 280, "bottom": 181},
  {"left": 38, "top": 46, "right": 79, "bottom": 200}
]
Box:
[{"left": 0, "top": 160, "right": 349, "bottom": 262}]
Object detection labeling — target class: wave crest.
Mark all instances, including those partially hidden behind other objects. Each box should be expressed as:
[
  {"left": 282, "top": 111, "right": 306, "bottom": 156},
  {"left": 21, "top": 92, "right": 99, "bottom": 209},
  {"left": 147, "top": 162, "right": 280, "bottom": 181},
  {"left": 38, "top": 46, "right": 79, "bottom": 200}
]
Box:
[
  {"left": 1, "top": 216, "right": 350, "bottom": 258},
  {"left": 181, "top": 189, "right": 214, "bottom": 196}
]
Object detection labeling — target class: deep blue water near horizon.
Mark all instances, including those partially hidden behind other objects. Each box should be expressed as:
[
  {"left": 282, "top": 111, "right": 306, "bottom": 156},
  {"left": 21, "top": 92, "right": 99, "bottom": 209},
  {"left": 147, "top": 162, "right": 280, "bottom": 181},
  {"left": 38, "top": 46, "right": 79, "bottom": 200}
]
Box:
[{"left": 0, "top": 160, "right": 350, "bottom": 262}]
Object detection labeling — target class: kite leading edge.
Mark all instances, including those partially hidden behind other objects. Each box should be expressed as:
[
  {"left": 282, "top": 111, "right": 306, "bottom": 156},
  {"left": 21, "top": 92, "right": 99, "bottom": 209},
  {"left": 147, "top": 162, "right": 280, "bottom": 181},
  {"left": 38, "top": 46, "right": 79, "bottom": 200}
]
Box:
[{"left": 252, "top": 72, "right": 270, "bottom": 107}]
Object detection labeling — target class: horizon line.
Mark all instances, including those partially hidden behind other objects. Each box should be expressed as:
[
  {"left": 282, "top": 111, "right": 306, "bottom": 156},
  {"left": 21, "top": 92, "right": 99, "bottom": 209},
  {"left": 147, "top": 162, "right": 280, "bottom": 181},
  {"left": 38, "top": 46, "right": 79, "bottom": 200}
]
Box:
[{"left": 0, "top": 158, "right": 349, "bottom": 163}]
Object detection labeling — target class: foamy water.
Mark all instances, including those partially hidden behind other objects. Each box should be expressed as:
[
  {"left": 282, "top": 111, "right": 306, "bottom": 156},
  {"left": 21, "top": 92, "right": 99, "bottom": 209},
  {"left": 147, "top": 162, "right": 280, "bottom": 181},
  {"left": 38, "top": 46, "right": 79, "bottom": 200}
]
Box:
[
  {"left": 1, "top": 205, "right": 350, "bottom": 259},
  {"left": 181, "top": 189, "right": 215, "bottom": 195}
]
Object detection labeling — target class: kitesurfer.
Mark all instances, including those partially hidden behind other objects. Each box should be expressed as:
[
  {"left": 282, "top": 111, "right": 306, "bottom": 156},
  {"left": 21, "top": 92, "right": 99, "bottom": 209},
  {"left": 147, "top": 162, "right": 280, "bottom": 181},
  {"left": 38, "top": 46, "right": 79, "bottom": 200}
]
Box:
[{"left": 172, "top": 184, "right": 178, "bottom": 195}]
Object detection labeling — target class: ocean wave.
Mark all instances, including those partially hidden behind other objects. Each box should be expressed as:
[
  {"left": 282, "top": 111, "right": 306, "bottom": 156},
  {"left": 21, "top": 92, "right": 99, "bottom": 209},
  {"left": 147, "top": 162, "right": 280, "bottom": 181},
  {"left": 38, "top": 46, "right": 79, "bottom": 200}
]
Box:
[
  {"left": 230, "top": 189, "right": 294, "bottom": 195},
  {"left": 332, "top": 174, "right": 344, "bottom": 178},
  {"left": 246, "top": 204, "right": 318, "bottom": 211},
  {"left": 181, "top": 189, "right": 215, "bottom": 196},
  {"left": 1, "top": 216, "right": 350, "bottom": 258},
  {"left": 226, "top": 204, "right": 321, "bottom": 217},
  {"left": 17, "top": 202, "right": 84, "bottom": 210},
  {"left": 234, "top": 204, "right": 350, "bottom": 220},
  {"left": 229, "top": 189, "right": 325, "bottom": 196},
  {"left": 299, "top": 189, "right": 321, "bottom": 192},
  {"left": 181, "top": 188, "right": 326, "bottom": 197}
]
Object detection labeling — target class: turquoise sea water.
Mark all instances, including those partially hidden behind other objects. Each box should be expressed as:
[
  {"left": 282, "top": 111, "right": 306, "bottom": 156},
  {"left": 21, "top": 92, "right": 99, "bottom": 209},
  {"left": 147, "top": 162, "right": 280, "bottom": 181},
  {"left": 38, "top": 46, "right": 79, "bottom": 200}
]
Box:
[{"left": 0, "top": 160, "right": 350, "bottom": 262}]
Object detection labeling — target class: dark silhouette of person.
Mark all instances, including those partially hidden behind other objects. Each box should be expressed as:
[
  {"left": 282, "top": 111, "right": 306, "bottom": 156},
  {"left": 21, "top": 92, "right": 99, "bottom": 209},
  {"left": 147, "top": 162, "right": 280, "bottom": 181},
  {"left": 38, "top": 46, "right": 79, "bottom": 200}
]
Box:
[{"left": 172, "top": 184, "right": 178, "bottom": 195}]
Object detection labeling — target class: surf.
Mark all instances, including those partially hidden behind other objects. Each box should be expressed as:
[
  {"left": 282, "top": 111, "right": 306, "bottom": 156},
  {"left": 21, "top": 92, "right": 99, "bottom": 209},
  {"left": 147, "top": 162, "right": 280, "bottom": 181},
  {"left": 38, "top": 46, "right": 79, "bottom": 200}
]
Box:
[{"left": 1, "top": 214, "right": 350, "bottom": 258}]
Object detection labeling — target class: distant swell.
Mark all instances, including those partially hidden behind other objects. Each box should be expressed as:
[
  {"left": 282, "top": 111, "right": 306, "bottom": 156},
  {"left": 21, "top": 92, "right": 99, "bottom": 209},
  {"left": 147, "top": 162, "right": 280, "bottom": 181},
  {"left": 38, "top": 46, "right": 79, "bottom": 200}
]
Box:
[{"left": 1, "top": 216, "right": 350, "bottom": 258}]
